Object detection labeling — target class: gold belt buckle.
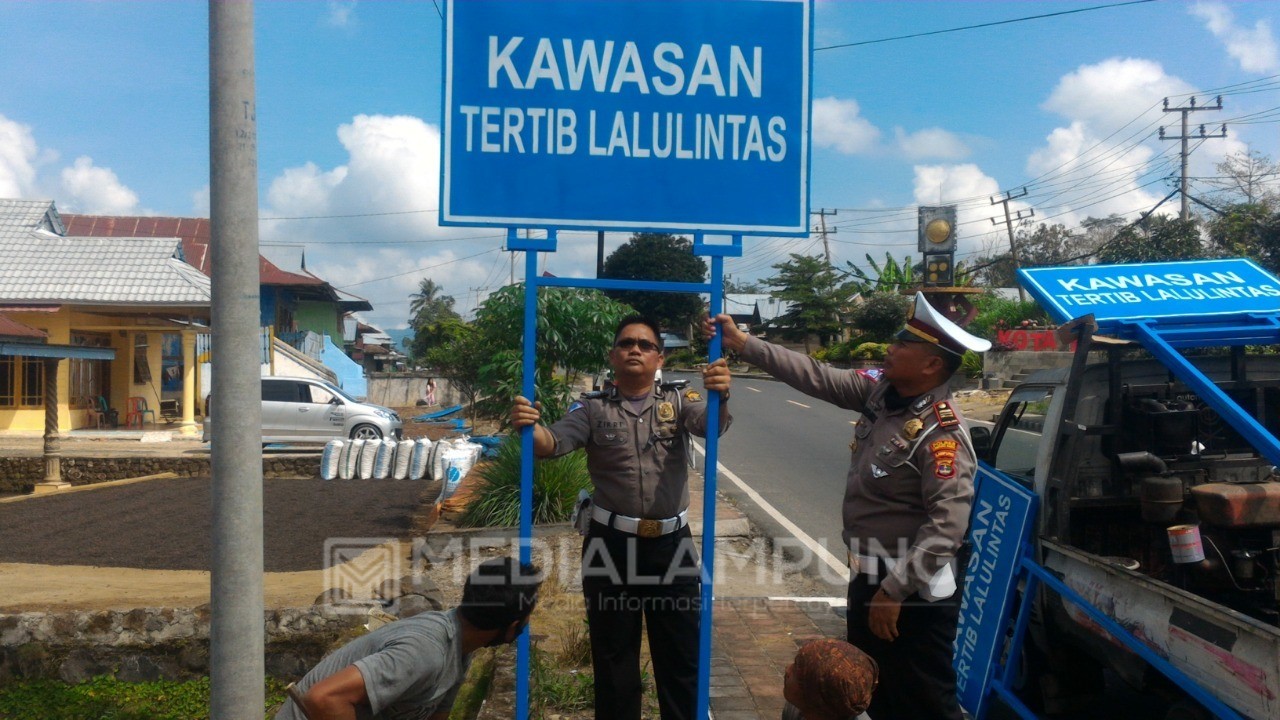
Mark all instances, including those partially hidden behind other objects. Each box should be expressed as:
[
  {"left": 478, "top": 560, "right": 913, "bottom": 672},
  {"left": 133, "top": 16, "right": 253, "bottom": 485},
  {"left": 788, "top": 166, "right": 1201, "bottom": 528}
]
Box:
[{"left": 637, "top": 519, "right": 663, "bottom": 538}]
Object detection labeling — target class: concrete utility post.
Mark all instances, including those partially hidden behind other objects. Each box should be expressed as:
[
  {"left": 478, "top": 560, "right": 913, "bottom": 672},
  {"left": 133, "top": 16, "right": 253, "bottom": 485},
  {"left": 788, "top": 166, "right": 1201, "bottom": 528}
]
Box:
[
  {"left": 1161, "top": 96, "right": 1226, "bottom": 221},
  {"left": 990, "top": 189, "right": 1033, "bottom": 302},
  {"left": 209, "top": 1, "right": 266, "bottom": 716},
  {"left": 813, "top": 208, "right": 837, "bottom": 265}
]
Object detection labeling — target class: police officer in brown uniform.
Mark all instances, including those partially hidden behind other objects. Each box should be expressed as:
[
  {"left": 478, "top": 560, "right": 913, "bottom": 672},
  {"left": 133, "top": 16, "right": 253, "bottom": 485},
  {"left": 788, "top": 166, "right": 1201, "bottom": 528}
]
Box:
[
  {"left": 707, "top": 293, "right": 989, "bottom": 720},
  {"left": 511, "top": 314, "right": 732, "bottom": 720}
]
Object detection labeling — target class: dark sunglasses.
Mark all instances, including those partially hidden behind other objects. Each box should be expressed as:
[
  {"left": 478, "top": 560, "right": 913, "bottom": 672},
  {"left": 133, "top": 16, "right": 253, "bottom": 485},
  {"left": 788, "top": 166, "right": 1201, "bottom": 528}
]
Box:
[{"left": 615, "top": 338, "right": 661, "bottom": 352}]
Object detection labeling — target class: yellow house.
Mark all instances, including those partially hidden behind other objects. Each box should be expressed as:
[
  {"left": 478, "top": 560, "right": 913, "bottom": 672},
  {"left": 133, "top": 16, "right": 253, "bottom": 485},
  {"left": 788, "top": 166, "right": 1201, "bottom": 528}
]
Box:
[{"left": 0, "top": 199, "right": 211, "bottom": 435}]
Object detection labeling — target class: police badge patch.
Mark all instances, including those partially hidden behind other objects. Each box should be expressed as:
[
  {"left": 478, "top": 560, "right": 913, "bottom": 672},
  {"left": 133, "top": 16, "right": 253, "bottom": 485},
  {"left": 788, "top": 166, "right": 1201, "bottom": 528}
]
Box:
[
  {"left": 903, "top": 418, "right": 924, "bottom": 440},
  {"left": 657, "top": 401, "right": 676, "bottom": 422}
]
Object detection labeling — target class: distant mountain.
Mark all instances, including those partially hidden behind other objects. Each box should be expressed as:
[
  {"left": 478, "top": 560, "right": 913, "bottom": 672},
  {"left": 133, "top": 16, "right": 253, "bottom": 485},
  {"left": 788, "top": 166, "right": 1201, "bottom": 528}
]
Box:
[{"left": 384, "top": 327, "right": 414, "bottom": 352}]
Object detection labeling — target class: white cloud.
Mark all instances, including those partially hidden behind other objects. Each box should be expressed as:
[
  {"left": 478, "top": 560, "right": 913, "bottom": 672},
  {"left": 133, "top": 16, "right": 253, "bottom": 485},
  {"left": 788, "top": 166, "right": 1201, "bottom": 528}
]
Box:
[
  {"left": 1191, "top": 2, "right": 1279, "bottom": 73},
  {"left": 811, "top": 97, "right": 880, "bottom": 155},
  {"left": 260, "top": 114, "right": 511, "bottom": 329},
  {"left": 912, "top": 164, "right": 1008, "bottom": 258},
  {"left": 191, "top": 184, "right": 210, "bottom": 216},
  {"left": 894, "top": 127, "right": 969, "bottom": 161},
  {"left": 1029, "top": 57, "right": 1245, "bottom": 229},
  {"left": 59, "top": 156, "right": 140, "bottom": 214},
  {"left": 0, "top": 114, "right": 40, "bottom": 198},
  {"left": 1043, "top": 57, "right": 1193, "bottom": 132},
  {"left": 325, "top": 1, "right": 357, "bottom": 28}
]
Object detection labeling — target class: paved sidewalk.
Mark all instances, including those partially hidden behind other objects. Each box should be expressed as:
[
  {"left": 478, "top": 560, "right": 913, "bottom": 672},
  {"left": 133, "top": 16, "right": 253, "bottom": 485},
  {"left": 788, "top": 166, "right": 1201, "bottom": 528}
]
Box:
[{"left": 710, "top": 598, "right": 846, "bottom": 719}]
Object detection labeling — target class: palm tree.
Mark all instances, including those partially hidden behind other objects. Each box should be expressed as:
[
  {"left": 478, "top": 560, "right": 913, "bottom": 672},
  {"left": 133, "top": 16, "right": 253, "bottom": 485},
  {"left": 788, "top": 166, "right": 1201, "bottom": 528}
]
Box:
[{"left": 409, "top": 278, "right": 458, "bottom": 331}]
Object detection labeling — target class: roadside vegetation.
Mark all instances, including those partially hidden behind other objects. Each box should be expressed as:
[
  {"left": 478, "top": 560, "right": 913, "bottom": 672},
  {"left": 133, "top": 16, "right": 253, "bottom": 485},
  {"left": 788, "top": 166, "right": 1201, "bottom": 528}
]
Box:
[{"left": 0, "top": 676, "right": 287, "bottom": 720}]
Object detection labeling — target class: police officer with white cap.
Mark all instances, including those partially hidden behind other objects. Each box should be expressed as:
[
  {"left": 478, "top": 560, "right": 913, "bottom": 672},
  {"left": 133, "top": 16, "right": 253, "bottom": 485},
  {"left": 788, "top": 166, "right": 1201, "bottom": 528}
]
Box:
[{"left": 706, "top": 292, "right": 990, "bottom": 720}]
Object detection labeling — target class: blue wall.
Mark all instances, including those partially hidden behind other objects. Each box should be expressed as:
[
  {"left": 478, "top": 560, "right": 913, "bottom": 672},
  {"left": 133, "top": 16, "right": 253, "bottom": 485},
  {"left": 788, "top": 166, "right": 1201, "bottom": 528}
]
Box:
[{"left": 322, "top": 335, "right": 367, "bottom": 399}]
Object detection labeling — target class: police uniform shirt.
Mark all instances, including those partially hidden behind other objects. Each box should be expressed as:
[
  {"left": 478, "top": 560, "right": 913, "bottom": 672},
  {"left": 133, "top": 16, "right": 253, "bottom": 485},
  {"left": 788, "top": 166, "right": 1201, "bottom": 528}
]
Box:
[
  {"left": 739, "top": 336, "right": 973, "bottom": 601},
  {"left": 545, "top": 383, "right": 731, "bottom": 520}
]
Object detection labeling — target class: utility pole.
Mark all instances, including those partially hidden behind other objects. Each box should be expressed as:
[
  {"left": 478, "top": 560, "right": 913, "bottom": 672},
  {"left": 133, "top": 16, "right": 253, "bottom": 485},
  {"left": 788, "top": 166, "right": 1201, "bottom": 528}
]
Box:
[
  {"left": 597, "top": 230, "right": 605, "bottom": 278},
  {"left": 991, "top": 188, "right": 1034, "bottom": 302},
  {"left": 813, "top": 208, "right": 837, "bottom": 265},
  {"left": 1161, "top": 96, "right": 1226, "bottom": 220},
  {"left": 208, "top": 1, "right": 265, "bottom": 717}
]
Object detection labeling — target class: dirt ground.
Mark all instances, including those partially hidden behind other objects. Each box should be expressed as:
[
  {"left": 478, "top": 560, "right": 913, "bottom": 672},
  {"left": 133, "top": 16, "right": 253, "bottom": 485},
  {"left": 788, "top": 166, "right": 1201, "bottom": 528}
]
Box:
[{"left": 0, "top": 393, "right": 1006, "bottom": 614}]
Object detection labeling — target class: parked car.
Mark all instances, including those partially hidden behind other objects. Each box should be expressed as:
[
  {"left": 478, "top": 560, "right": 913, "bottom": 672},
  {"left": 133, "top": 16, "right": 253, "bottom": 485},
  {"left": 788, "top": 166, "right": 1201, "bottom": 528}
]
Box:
[{"left": 202, "top": 376, "right": 403, "bottom": 444}]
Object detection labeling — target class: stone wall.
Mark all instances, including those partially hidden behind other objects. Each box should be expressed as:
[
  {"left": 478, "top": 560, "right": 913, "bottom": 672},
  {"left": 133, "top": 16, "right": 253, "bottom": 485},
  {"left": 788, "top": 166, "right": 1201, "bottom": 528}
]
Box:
[
  {"left": 0, "top": 606, "right": 364, "bottom": 685},
  {"left": 0, "top": 455, "right": 321, "bottom": 494},
  {"left": 366, "top": 372, "right": 463, "bottom": 409}
]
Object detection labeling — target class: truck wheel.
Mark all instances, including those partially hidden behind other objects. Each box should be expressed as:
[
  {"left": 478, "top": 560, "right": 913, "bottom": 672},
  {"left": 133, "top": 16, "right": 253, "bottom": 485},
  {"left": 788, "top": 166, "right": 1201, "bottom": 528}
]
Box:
[{"left": 350, "top": 424, "right": 383, "bottom": 441}]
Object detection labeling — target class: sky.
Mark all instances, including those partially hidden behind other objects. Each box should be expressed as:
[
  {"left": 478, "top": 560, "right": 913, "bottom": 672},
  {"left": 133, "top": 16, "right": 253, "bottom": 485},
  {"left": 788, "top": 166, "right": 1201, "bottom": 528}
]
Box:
[{"left": 2, "top": 0, "right": 1278, "bottom": 331}]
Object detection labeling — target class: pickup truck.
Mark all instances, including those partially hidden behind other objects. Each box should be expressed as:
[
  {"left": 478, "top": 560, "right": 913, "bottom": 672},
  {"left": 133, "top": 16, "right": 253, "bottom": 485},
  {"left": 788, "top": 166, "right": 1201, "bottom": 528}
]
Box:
[{"left": 975, "top": 322, "right": 1280, "bottom": 719}]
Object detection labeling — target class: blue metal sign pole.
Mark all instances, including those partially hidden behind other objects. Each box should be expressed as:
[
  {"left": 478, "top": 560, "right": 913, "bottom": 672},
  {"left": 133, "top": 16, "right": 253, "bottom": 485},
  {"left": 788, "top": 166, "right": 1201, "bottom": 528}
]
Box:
[{"left": 515, "top": 230, "right": 739, "bottom": 719}]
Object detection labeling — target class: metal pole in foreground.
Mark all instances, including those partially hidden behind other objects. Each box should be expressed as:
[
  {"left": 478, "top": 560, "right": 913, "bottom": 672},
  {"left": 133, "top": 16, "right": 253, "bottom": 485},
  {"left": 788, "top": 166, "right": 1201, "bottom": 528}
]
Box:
[
  {"left": 517, "top": 239, "right": 539, "bottom": 720},
  {"left": 696, "top": 255, "right": 725, "bottom": 720},
  {"left": 209, "top": 1, "right": 266, "bottom": 716}
]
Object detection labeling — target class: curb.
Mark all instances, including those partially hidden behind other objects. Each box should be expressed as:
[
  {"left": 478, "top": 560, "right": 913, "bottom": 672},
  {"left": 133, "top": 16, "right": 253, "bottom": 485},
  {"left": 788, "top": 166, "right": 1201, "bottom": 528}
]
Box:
[{"left": 0, "top": 472, "right": 179, "bottom": 504}]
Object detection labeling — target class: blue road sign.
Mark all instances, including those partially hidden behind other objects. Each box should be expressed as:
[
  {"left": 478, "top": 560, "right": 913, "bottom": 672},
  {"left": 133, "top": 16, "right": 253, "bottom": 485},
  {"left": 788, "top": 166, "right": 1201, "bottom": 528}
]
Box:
[
  {"left": 1019, "top": 258, "right": 1280, "bottom": 325},
  {"left": 955, "top": 466, "right": 1038, "bottom": 719},
  {"left": 441, "top": 0, "right": 812, "bottom": 235}
]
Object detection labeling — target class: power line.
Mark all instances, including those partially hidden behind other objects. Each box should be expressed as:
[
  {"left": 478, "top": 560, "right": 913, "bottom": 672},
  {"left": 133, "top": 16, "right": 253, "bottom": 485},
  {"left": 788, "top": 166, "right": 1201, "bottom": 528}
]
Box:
[
  {"left": 814, "top": 0, "right": 1160, "bottom": 51},
  {"left": 336, "top": 247, "right": 503, "bottom": 288}
]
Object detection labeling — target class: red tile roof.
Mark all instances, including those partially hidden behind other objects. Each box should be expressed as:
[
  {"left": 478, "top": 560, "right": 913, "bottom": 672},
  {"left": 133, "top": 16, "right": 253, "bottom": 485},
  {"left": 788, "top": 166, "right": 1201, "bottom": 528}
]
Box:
[
  {"left": 0, "top": 313, "right": 47, "bottom": 339},
  {"left": 61, "top": 214, "right": 324, "bottom": 287}
]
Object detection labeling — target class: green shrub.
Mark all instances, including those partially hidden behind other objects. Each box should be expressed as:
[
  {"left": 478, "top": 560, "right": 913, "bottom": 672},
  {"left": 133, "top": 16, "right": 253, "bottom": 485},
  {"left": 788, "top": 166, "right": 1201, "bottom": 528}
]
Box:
[
  {"left": 663, "top": 349, "right": 699, "bottom": 368},
  {"left": 850, "top": 342, "right": 888, "bottom": 361},
  {"left": 960, "top": 350, "right": 984, "bottom": 379},
  {"left": 461, "top": 436, "right": 593, "bottom": 527},
  {"left": 0, "top": 676, "right": 287, "bottom": 720},
  {"left": 851, "top": 293, "right": 911, "bottom": 342},
  {"left": 809, "top": 347, "right": 829, "bottom": 361},
  {"left": 968, "top": 293, "right": 1048, "bottom": 338}
]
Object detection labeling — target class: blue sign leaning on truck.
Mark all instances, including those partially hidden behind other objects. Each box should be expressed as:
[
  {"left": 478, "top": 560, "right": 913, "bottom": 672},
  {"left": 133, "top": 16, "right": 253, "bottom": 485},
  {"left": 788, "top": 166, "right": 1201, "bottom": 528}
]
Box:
[
  {"left": 440, "top": 0, "right": 813, "bottom": 235},
  {"left": 1019, "top": 258, "right": 1280, "bottom": 325}
]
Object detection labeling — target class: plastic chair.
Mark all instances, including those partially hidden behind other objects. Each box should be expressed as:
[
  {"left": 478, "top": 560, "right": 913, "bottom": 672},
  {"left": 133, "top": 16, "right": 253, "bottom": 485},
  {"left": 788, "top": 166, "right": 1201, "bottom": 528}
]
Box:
[
  {"left": 125, "top": 397, "right": 156, "bottom": 428},
  {"left": 90, "top": 396, "right": 118, "bottom": 428}
]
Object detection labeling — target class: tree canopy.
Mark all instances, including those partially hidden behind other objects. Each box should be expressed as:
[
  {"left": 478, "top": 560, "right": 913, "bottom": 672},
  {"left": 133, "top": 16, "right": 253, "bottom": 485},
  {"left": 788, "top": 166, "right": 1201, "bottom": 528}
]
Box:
[
  {"left": 763, "top": 253, "right": 855, "bottom": 349},
  {"left": 407, "top": 278, "right": 461, "bottom": 360},
  {"left": 1097, "top": 215, "right": 1205, "bottom": 264},
  {"left": 602, "top": 233, "right": 707, "bottom": 330}
]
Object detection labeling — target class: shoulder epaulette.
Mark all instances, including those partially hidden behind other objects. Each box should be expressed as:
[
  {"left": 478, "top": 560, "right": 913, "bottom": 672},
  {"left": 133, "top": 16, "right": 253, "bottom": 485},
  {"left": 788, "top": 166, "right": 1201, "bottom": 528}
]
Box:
[
  {"left": 580, "top": 390, "right": 606, "bottom": 399},
  {"left": 933, "top": 400, "right": 960, "bottom": 428},
  {"left": 659, "top": 379, "right": 691, "bottom": 391}
]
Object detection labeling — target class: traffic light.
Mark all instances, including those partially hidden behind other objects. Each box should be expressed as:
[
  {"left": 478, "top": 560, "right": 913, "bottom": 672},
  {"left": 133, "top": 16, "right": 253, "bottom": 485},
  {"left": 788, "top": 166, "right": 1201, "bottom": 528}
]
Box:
[
  {"left": 924, "top": 252, "right": 954, "bottom": 287},
  {"left": 917, "top": 205, "right": 957, "bottom": 253}
]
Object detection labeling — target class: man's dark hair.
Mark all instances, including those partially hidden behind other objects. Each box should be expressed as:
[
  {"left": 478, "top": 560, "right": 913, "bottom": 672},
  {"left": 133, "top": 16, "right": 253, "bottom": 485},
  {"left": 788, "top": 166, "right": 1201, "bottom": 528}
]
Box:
[
  {"left": 459, "top": 558, "right": 543, "bottom": 630},
  {"left": 924, "top": 343, "right": 963, "bottom": 376},
  {"left": 613, "top": 314, "right": 664, "bottom": 349}
]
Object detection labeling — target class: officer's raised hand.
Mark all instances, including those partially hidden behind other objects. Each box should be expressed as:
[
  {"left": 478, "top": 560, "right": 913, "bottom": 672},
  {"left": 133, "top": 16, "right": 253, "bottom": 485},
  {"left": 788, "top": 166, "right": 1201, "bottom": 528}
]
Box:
[
  {"left": 510, "top": 396, "right": 556, "bottom": 456},
  {"left": 702, "top": 313, "right": 749, "bottom": 353},
  {"left": 702, "top": 358, "right": 731, "bottom": 396},
  {"left": 510, "top": 396, "right": 541, "bottom": 428}
]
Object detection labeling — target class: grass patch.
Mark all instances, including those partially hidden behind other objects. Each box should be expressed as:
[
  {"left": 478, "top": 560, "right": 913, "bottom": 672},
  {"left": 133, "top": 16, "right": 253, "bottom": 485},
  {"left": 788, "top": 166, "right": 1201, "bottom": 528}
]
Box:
[
  {"left": 460, "top": 436, "right": 592, "bottom": 527},
  {"left": 0, "top": 676, "right": 288, "bottom": 720},
  {"left": 448, "top": 647, "right": 498, "bottom": 720}
]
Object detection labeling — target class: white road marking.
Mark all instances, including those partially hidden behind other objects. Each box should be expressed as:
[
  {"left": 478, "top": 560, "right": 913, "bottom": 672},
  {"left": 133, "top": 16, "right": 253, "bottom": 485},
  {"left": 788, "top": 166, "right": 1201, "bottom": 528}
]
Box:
[
  {"left": 787, "top": 400, "right": 810, "bottom": 409},
  {"left": 746, "top": 386, "right": 761, "bottom": 393},
  {"left": 690, "top": 439, "right": 850, "bottom": 583}
]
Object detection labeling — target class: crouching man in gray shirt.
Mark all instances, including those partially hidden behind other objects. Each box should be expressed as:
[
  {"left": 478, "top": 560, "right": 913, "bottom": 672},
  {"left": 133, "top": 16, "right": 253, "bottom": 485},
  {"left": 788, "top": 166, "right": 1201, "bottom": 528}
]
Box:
[{"left": 276, "top": 558, "right": 542, "bottom": 720}]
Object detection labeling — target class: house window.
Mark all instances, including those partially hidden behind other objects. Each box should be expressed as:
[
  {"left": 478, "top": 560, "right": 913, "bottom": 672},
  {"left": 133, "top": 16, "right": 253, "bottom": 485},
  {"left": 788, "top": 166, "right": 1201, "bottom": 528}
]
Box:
[
  {"left": 0, "top": 356, "right": 47, "bottom": 408},
  {"left": 0, "top": 356, "right": 13, "bottom": 407},
  {"left": 69, "top": 332, "right": 112, "bottom": 409}
]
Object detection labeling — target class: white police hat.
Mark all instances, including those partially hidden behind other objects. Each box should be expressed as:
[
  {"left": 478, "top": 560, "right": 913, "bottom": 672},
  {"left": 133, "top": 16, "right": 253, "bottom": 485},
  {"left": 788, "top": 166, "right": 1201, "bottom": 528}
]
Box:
[{"left": 897, "top": 292, "right": 992, "bottom": 356}]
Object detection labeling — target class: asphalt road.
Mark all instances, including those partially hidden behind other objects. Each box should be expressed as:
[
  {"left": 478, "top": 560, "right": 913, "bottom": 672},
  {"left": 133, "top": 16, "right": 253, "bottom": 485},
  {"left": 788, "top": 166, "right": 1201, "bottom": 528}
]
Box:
[
  {"left": 0, "top": 476, "right": 425, "bottom": 572},
  {"left": 670, "top": 369, "right": 856, "bottom": 577}
]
